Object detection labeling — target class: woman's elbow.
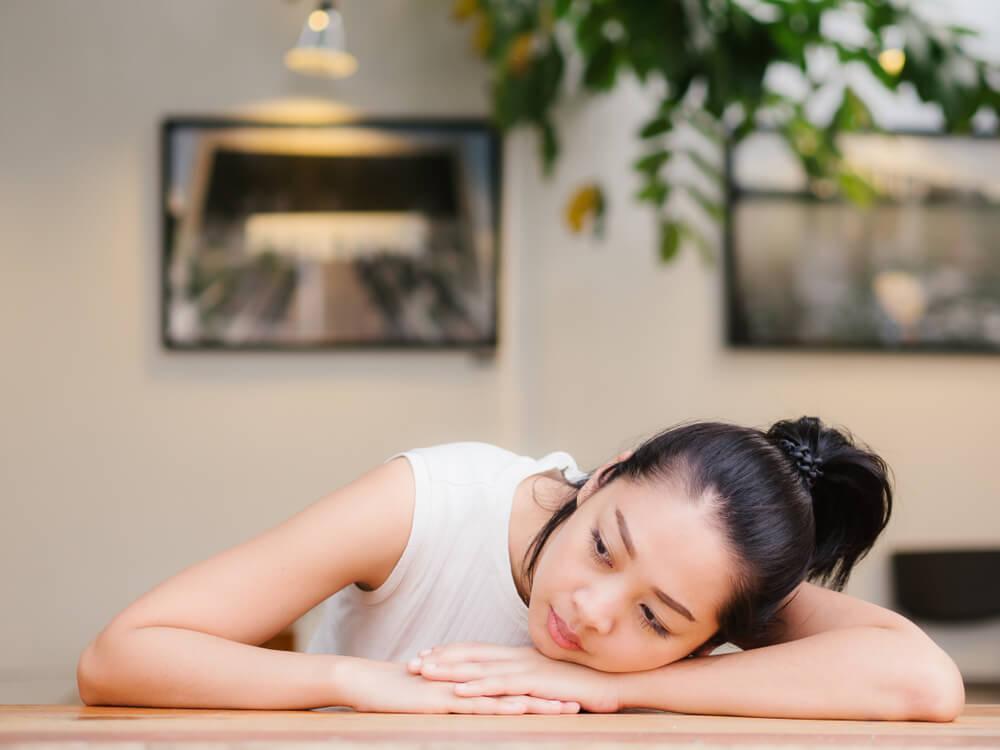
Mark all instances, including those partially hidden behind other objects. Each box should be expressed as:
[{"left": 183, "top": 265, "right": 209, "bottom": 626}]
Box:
[
  {"left": 76, "top": 639, "right": 106, "bottom": 706},
  {"left": 908, "top": 658, "right": 966, "bottom": 722}
]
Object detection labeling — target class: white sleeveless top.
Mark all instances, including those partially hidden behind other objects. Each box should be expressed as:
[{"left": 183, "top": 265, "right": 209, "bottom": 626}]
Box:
[{"left": 304, "top": 442, "right": 586, "bottom": 663}]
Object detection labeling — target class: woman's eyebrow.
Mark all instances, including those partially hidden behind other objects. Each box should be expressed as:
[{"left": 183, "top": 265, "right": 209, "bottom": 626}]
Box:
[{"left": 615, "top": 505, "right": 697, "bottom": 623}]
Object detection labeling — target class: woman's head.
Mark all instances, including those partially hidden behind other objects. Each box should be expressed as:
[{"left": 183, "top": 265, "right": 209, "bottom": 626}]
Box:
[{"left": 520, "top": 416, "right": 893, "bottom": 673}]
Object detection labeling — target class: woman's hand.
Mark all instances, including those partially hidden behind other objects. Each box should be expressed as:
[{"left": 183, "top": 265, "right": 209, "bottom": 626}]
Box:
[
  {"left": 338, "top": 657, "right": 581, "bottom": 714},
  {"left": 407, "top": 643, "right": 621, "bottom": 713}
]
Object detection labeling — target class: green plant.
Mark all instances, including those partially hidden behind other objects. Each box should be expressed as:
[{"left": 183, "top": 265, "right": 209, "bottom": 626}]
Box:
[{"left": 452, "top": 0, "right": 1000, "bottom": 262}]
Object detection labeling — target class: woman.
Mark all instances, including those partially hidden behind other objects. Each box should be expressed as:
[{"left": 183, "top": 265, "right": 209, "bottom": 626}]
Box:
[{"left": 76, "top": 416, "right": 965, "bottom": 719}]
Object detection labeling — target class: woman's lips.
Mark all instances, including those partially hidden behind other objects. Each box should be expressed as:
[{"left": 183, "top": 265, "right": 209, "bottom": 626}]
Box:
[{"left": 548, "top": 606, "right": 582, "bottom": 650}]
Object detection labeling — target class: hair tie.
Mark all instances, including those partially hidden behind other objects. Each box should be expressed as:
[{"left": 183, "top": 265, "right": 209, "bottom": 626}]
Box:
[{"left": 778, "top": 438, "right": 824, "bottom": 489}]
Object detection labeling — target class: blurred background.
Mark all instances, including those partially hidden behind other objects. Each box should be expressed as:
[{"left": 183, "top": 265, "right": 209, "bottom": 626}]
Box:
[{"left": 1, "top": 0, "right": 998, "bottom": 705}]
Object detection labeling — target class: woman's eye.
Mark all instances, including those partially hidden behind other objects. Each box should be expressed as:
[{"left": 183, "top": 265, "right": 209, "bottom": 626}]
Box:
[
  {"left": 590, "top": 526, "right": 669, "bottom": 638},
  {"left": 590, "top": 528, "right": 611, "bottom": 565},
  {"left": 639, "top": 604, "right": 670, "bottom": 638}
]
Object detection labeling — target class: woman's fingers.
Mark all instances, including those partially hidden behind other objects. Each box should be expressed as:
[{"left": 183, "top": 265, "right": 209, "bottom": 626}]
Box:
[
  {"left": 412, "top": 660, "right": 523, "bottom": 681},
  {"left": 454, "top": 678, "right": 591, "bottom": 711},
  {"left": 415, "top": 660, "right": 485, "bottom": 680},
  {"left": 505, "top": 696, "right": 580, "bottom": 714},
  {"left": 454, "top": 695, "right": 579, "bottom": 714},
  {"left": 418, "top": 643, "right": 517, "bottom": 663},
  {"left": 452, "top": 677, "right": 515, "bottom": 697}
]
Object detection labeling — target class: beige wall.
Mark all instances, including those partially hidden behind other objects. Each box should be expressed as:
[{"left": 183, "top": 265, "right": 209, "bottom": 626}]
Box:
[{"left": 1, "top": 0, "right": 998, "bottom": 704}]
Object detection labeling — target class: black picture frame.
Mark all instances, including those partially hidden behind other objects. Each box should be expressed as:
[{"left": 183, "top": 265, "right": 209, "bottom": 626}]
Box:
[
  {"left": 160, "top": 117, "right": 501, "bottom": 351},
  {"left": 724, "top": 129, "right": 1000, "bottom": 354}
]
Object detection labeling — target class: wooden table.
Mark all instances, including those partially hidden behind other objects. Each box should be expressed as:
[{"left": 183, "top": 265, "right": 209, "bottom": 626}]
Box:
[{"left": 2, "top": 705, "right": 999, "bottom": 748}]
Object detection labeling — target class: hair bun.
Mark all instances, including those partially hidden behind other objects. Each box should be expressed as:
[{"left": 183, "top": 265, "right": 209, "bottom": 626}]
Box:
[
  {"left": 776, "top": 438, "right": 824, "bottom": 488},
  {"left": 766, "top": 415, "right": 893, "bottom": 591},
  {"left": 767, "top": 415, "right": 827, "bottom": 493}
]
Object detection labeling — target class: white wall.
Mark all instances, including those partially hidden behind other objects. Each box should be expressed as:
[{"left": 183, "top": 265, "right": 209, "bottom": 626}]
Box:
[{"left": 1, "top": 0, "right": 998, "bottom": 704}]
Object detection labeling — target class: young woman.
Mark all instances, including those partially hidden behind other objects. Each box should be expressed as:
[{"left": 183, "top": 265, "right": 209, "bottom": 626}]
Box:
[{"left": 76, "top": 417, "right": 965, "bottom": 719}]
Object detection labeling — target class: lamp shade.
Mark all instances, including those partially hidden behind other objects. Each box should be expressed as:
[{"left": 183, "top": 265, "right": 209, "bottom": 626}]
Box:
[{"left": 285, "top": 3, "right": 358, "bottom": 79}]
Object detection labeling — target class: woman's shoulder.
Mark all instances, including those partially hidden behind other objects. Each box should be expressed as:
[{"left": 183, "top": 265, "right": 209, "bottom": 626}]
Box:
[{"left": 392, "top": 441, "right": 524, "bottom": 485}]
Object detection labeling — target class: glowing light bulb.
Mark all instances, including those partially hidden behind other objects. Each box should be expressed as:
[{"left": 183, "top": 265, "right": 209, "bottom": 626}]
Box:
[
  {"left": 308, "top": 10, "right": 330, "bottom": 32},
  {"left": 873, "top": 270, "right": 926, "bottom": 333},
  {"left": 878, "top": 48, "right": 906, "bottom": 76}
]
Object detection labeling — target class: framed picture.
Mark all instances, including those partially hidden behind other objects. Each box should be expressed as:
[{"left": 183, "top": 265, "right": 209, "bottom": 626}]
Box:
[
  {"left": 725, "top": 130, "right": 1000, "bottom": 352},
  {"left": 160, "top": 117, "right": 500, "bottom": 350}
]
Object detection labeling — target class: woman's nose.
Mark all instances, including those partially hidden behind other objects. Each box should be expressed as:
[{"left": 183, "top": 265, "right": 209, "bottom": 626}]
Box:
[{"left": 571, "top": 585, "right": 619, "bottom": 636}]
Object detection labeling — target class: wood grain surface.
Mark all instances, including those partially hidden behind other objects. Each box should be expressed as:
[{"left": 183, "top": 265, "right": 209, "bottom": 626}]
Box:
[{"left": 1, "top": 704, "right": 998, "bottom": 748}]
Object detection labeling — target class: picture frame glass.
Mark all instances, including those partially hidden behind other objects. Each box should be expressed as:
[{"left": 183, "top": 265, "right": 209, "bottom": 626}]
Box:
[
  {"left": 162, "top": 119, "right": 499, "bottom": 349},
  {"left": 727, "top": 131, "right": 1000, "bottom": 352}
]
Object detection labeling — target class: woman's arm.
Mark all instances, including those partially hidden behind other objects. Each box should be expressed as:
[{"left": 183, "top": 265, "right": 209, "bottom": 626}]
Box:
[
  {"left": 616, "top": 583, "right": 965, "bottom": 721},
  {"left": 78, "top": 629, "right": 578, "bottom": 714},
  {"left": 78, "top": 626, "right": 350, "bottom": 708},
  {"left": 77, "top": 457, "right": 417, "bottom": 708}
]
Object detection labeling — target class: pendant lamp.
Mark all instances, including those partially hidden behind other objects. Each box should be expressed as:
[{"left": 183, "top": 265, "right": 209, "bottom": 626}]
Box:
[{"left": 285, "top": 0, "right": 358, "bottom": 79}]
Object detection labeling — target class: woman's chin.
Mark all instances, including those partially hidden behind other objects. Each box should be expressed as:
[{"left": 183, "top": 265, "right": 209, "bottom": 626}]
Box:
[
  {"left": 529, "top": 631, "right": 554, "bottom": 657},
  {"left": 529, "top": 628, "right": 567, "bottom": 661}
]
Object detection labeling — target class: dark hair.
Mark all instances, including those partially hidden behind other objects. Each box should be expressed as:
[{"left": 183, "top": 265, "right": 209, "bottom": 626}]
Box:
[{"left": 520, "top": 416, "right": 893, "bottom": 649}]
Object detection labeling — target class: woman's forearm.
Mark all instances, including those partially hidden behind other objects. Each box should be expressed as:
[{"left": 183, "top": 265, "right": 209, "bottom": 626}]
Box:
[
  {"left": 77, "top": 626, "right": 355, "bottom": 709},
  {"left": 615, "top": 626, "right": 965, "bottom": 721}
]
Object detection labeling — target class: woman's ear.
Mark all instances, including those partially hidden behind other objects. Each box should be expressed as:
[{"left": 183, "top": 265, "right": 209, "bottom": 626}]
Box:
[{"left": 576, "top": 449, "right": 634, "bottom": 506}]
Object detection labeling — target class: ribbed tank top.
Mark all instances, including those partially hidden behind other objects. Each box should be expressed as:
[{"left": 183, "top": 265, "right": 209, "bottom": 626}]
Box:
[{"left": 304, "top": 441, "right": 586, "bottom": 663}]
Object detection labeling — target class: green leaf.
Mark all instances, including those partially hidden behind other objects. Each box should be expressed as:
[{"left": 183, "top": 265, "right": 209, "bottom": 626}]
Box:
[
  {"left": 633, "top": 149, "right": 672, "bottom": 174},
  {"left": 639, "top": 116, "right": 671, "bottom": 139},
  {"left": 582, "top": 41, "right": 620, "bottom": 90},
  {"left": 635, "top": 181, "right": 669, "bottom": 206},
  {"left": 554, "top": 0, "right": 573, "bottom": 19},
  {"left": 837, "top": 170, "right": 877, "bottom": 208},
  {"left": 679, "top": 223, "right": 716, "bottom": 267},
  {"left": 770, "top": 25, "right": 807, "bottom": 67},
  {"left": 946, "top": 24, "right": 978, "bottom": 37},
  {"left": 687, "top": 110, "right": 725, "bottom": 144},
  {"left": 829, "top": 86, "right": 875, "bottom": 133},
  {"left": 681, "top": 148, "right": 723, "bottom": 185},
  {"left": 659, "top": 220, "right": 681, "bottom": 263},
  {"left": 680, "top": 183, "right": 724, "bottom": 222},
  {"left": 575, "top": 6, "right": 609, "bottom": 55}
]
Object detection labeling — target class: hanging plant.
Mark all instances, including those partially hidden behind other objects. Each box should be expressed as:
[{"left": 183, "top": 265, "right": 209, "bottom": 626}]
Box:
[{"left": 452, "top": 0, "right": 1000, "bottom": 263}]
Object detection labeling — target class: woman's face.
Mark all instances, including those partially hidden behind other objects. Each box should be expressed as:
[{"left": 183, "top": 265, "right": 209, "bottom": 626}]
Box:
[{"left": 526, "top": 470, "right": 735, "bottom": 672}]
